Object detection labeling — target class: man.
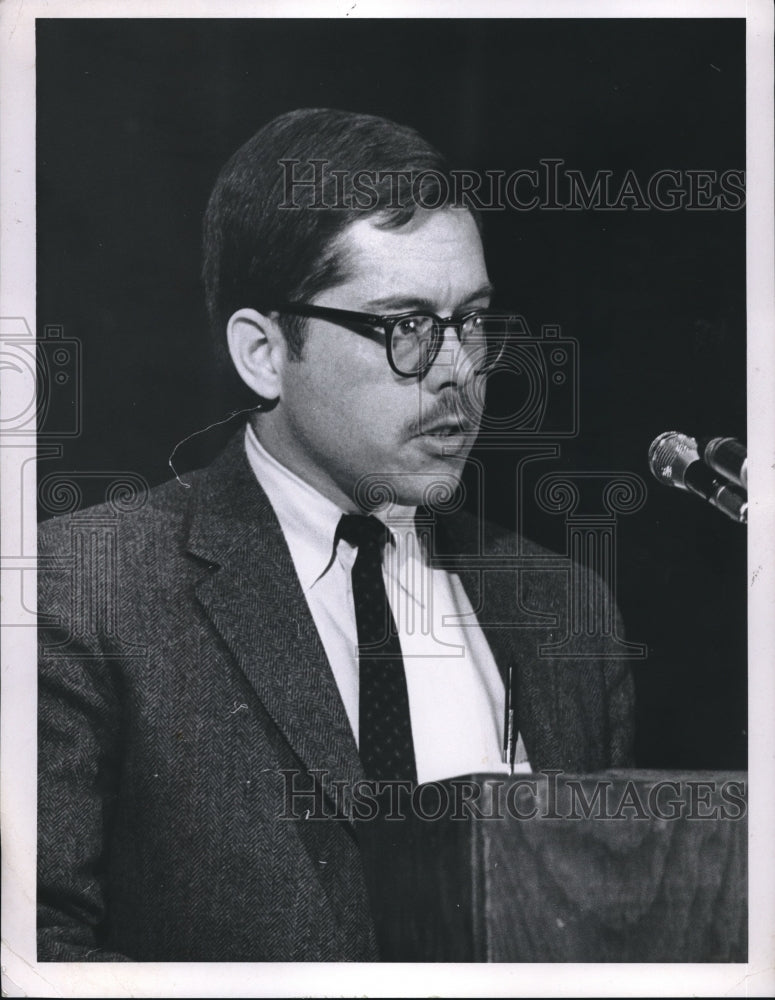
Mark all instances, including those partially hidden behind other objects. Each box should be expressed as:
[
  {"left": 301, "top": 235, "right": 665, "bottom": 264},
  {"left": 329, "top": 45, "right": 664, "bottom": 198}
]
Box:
[{"left": 37, "top": 108, "right": 634, "bottom": 962}]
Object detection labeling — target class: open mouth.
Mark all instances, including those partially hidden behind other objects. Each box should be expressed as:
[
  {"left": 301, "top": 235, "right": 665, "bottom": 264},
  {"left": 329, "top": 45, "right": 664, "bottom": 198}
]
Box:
[
  {"left": 421, "top": 420, "right": 476, "bottom": 437},
  {"left": 425, "top": 426, "right": 468, "bottom": 437},
  {"left": 416, "top": 425, "right": 476, "bottom": 456}
]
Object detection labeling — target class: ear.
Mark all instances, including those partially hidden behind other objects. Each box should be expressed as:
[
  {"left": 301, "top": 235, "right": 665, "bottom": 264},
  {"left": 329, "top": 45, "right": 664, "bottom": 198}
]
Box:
[{"left": 226, "top": 308, "right": 286, "bottom": 401}]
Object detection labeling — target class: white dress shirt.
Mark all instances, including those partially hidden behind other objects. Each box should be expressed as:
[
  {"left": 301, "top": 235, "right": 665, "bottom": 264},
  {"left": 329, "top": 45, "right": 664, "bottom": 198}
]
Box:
[{"left": 244, "top": 424, "right": 529, "bottom": 783}]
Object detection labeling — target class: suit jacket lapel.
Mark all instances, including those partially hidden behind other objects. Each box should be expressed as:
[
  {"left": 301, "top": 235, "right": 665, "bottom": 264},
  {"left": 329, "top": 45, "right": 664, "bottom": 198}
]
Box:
[{"left": 185, "top": 433, "right": 365, "bottom": 807}]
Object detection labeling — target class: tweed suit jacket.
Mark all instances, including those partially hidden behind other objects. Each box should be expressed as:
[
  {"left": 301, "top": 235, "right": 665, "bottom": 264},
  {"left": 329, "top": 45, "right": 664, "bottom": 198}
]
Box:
[{"left": 37, "top": 429, "right": 635, "bottom": 962}]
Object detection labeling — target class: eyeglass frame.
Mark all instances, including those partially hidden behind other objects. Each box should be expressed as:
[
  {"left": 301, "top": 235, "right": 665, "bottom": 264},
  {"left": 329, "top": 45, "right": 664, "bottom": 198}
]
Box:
[{"left": 271, "top": 302, "right": 513, "bottom": 378}]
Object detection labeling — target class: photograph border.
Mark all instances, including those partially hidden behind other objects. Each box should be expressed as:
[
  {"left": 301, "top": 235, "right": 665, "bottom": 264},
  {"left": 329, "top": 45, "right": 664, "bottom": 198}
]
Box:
[{"left": 2, "top": 1, "right": 773, "bottom": 996}]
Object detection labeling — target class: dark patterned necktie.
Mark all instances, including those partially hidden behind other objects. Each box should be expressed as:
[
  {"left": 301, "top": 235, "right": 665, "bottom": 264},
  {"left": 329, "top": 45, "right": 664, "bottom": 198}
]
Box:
[{"left": 336, "top": 513, "right": 417, "bottom": 783}]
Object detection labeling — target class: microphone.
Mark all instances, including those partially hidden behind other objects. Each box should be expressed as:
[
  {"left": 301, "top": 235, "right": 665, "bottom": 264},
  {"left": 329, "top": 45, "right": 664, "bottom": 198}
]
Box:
[
  {"left": 648, "top": 431, "right": 747, "bottom": 524},
  {"left": 698, "top": 436, "right": 747, "bottom": 491}
]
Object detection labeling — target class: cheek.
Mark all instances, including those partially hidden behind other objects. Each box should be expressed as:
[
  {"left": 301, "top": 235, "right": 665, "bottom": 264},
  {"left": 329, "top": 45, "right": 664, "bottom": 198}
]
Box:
[
  {"left": 286, "top": 361, "right": 386, "bottom": 457},
  {"left": 284, "top": 326, "right": 428, "bottom": 461},
  {"left": 296, "top": 348, "right": 410, "bottom": 441}
]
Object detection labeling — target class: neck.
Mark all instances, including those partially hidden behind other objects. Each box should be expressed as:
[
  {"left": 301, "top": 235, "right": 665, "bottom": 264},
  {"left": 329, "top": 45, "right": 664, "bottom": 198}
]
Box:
[{"left": 249, "top": 413, "right": 361, "bottom": 513}]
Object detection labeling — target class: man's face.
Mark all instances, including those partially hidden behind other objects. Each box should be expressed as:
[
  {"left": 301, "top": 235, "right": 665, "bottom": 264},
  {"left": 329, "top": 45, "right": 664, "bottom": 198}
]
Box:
[{"left": 268, "top": 207, "right": 492, "bottom": 510}]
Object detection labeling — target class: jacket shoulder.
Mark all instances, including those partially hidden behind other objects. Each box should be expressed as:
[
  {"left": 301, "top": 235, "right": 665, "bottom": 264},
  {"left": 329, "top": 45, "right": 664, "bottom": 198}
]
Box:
[
  {"left": 433, "top": 504, "right": 558, "bottom": 560},
  {"left": 38, "top": 469, "right": 205, "bottom": 555}
]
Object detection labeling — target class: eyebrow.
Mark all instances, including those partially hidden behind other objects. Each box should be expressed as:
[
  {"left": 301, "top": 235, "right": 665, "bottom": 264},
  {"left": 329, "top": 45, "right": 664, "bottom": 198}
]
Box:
[{"left": 363, "top": 282, "right": 495, "bottom": 313}]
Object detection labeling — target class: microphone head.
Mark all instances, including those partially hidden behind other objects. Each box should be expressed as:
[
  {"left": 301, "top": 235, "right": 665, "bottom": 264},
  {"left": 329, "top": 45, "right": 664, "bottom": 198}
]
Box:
[{"left": 648, "top": 430, "right": 699, "bottom": 490}]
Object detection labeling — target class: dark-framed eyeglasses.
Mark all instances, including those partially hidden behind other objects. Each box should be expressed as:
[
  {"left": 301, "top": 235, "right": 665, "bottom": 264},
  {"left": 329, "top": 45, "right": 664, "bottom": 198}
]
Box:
[{"left": 272, "top": 302, "right": 517, "bottom": 378}]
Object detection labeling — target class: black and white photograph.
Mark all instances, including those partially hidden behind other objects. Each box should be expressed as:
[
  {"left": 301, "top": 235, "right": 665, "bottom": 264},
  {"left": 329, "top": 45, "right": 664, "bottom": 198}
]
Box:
[{"left": 1, "top": 1, "right": 773, "bottom": 996}]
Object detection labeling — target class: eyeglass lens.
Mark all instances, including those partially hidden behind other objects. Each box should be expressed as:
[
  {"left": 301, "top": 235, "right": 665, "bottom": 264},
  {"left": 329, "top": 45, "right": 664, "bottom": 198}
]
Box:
[{"left": 389, "top": 315, "right": 509, "bottom": 375}]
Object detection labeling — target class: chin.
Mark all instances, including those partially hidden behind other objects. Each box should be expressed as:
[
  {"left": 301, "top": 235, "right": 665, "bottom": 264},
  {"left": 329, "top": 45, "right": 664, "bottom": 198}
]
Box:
[{"left": 353, "top": 462, "right": 466, "bottom": 512}]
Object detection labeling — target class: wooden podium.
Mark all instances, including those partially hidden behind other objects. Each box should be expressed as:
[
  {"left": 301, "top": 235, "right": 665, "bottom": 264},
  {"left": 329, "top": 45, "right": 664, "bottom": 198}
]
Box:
[{"left": 357, "top": 771, "right": 747, "bottom": 962}]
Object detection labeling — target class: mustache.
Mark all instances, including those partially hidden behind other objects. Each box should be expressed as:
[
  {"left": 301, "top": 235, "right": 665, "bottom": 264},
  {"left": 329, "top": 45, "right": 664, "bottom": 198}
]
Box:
[{"left": 405, "top": 394, "right": 482, "bottom": 437}]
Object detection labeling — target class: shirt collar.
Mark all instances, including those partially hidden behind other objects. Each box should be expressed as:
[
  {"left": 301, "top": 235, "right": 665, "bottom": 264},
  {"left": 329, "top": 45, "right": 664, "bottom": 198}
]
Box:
[{"left": 244, "top": 424, "right": 345, "bottom": 591}]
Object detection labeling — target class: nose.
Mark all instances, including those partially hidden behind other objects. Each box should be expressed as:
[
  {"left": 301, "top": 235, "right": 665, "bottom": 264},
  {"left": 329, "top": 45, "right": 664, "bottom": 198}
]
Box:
[
  {"left": 420, "top": 323, "right": 486, "bottom": 439},
  {"left": 423, "top": 320, "right": 469, "bottom": 391}
]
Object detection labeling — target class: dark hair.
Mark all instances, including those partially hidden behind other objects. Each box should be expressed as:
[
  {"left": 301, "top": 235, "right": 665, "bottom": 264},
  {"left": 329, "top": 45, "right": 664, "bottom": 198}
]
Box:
[{"left": 202, "top": 108, "right": 478, "bottom": 359}]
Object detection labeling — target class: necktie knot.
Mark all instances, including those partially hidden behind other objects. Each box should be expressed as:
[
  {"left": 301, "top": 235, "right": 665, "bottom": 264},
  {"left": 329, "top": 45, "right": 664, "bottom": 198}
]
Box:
[{"left": 336, "top": 513, "right": 391, "bottom": 553}]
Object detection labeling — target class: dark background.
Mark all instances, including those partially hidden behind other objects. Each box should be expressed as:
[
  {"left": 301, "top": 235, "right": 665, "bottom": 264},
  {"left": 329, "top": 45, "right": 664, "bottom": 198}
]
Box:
[{"left": 36, "top": 18, "right": 747, "bottom": 769}]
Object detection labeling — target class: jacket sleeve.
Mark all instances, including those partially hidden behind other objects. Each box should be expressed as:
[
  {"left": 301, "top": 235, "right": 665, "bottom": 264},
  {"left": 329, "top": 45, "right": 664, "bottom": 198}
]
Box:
[{"left": 37, "top": 520, "right": 132, "bottom": 962}]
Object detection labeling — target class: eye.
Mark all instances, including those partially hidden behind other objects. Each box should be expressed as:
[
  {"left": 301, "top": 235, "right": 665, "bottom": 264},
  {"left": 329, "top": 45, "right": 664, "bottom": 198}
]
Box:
[
  {"left": 394, "top": 315, "right": 430, "bottom": 338},
  {"left": 460, "top": 311, "right": 488, "bottom": 335}
]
